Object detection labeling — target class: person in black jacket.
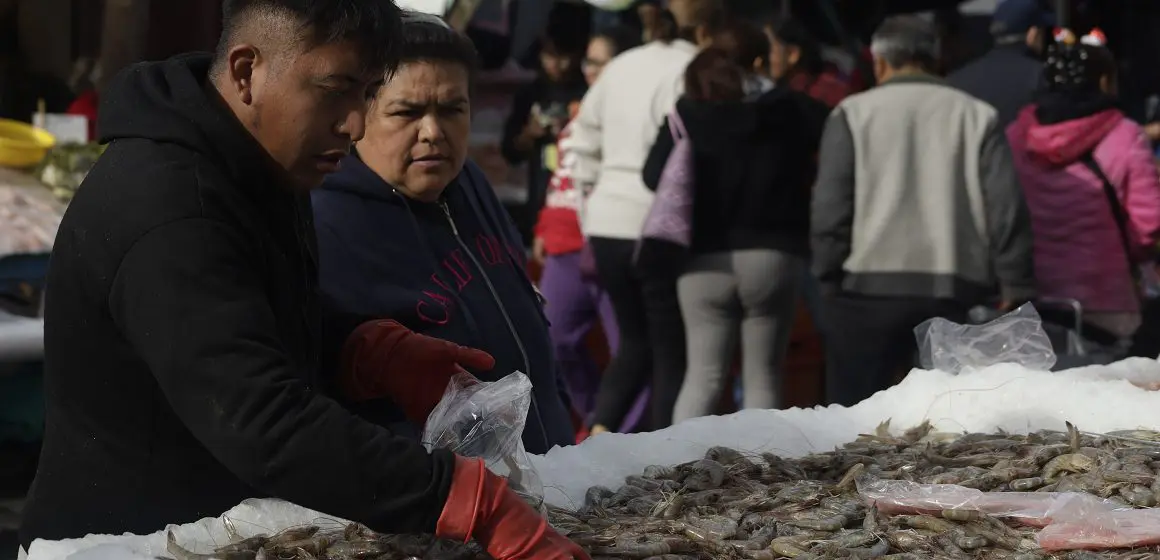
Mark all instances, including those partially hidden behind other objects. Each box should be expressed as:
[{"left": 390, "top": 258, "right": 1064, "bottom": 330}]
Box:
[
  {"left": 946, "top": 0, "right": 1053, "bottom": 128},
  {"left": 642, "top": 25, "right": 829, "bottom": 423},
  {"left": 20, "top": 2, "right": 586, "bottom": 558}
]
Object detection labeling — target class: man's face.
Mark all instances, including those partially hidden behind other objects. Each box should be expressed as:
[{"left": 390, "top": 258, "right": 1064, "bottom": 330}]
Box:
[{"left": 229, "top": 39, "right": 384, "bottom": 190}]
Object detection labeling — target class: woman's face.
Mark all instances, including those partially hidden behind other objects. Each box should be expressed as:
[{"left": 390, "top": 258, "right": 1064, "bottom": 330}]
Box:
[
  {"left": 583, "top": 37, "right": 615, "bottom": 85},
  {"left": 358, "top": 60, "right": 471, "bottom": 202},
  {"left": 540, "top": 44, "right": 577, "bottom": 83}
]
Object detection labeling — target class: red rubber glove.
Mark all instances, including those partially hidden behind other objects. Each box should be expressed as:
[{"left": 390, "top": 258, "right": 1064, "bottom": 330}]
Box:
[
  {"left": 338, "top": 320, "right": 496, "bottom": 426},
  {"left": 437, "top": 456, "right": 590, "bottom": 560}
]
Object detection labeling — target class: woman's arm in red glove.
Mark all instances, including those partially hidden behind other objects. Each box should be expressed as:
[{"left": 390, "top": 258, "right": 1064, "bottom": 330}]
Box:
[
  {"left": 338, "top": 320, "right": 495, "bottom": 426},
  {"left": 437, "top": 456, "right": 590, "bottom": 560}
]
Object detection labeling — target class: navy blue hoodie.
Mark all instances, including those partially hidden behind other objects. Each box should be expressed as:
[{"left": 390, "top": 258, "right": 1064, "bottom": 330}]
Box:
[{"left": 313, "top": 154, "right": 574, "bottom": 454}]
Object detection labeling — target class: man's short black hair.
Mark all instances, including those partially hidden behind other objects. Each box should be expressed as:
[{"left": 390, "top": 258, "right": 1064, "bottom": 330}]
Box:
[{"left": 213, "top": 0, "right": 403, "bottom": 76}]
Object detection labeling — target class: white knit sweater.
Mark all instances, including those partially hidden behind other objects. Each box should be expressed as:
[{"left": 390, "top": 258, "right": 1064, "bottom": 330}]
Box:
[{"left": 568, "top": 39, "right": 697, "bottom": 240}]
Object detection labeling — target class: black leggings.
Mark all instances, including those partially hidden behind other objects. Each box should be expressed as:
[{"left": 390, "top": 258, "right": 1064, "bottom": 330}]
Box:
[{"left": 589, "top": 237, "right": 686, "bottom": 432}]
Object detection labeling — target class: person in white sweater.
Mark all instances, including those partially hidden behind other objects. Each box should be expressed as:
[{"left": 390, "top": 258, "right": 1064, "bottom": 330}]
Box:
[{"left": 568, "top": 0, "right": 725, "bottom": 435}]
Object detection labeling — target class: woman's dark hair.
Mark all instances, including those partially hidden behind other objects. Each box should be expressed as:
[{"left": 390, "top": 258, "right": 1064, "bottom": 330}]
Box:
[
  {"left": 1044, "top": 41, "right": 1116, "bottom": 94},
  {"left": 396, "top": 14, "right": 481, "bottom": 86},
  {"left": 593, "top": 25, "right": 643, "bottom": 57},
  {"left": 684, "top": 47, "right": 745, "bottom": 102},
  {"left": 767, "top": 17, "right": 824, "bottom": 75},
  {"left": 712, "top": 20, "right": 771, "bottom": 71},
  {"left": 652, "top": 9, "right": 679, "bottom": 43}
]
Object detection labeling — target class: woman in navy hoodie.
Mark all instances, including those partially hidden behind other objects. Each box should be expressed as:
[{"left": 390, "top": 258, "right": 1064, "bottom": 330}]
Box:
[{"left": 313, "top": 14, "right": 575, "bottom": 455}]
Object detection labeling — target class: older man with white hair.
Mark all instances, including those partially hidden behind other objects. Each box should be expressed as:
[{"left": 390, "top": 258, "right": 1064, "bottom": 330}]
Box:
[{"left": 810, "top": 16, "right": 1036, "bottom": 407}]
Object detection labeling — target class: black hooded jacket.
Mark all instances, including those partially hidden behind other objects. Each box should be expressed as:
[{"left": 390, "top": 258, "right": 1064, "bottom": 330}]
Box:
[
  {"left": 19, "top": 53, "right": 453, "bottom": 546},
  {"left": 642, "top": 88, "right": 830, "bottom": 257}
]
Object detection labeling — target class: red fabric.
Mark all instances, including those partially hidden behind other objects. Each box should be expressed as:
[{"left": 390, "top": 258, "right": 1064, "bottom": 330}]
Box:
[
  {"left": 535, "top": 207, "right": 585, "bottom": 255},
  {"left": 66, "top": 90, "right": 99, "bottom": 142},
  {"left": 437, "top": 456, "right": 591, "bottom": 560},
  {"left": 787, "top": 70, "right": 852, "bottom": 109},
  {"left": 338, "top": 320, "right": 495, "bottom": 426},
  {"left": 533, "top": 122, "right": 586, "bottom": 255}
]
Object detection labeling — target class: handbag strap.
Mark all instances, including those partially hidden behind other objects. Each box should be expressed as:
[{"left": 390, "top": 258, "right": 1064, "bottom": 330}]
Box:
[
  {"left": 667, "top": 109, "right": 687, "bottom": 140},
  {"left": 1079, "top": 152, "right": 1139, "bottom": 281}
]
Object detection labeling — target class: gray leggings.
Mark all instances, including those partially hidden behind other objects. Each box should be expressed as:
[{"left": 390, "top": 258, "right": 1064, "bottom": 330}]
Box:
[{"left": 671, "top": 249, "right": 804, "bottom": 423}]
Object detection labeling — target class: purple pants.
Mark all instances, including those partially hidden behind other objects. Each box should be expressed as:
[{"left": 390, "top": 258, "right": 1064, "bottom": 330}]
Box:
[{"left": 540, "top": 251, "right": 619, "bottom": 418}]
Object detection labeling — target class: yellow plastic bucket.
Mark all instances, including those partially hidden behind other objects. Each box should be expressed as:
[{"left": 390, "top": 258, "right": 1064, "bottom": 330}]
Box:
[{"left": 0, "top": 119, "right": 56, "bottom": 168}]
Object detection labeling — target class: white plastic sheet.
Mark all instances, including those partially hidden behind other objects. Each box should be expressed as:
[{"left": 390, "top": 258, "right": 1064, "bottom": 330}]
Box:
[{"left": 26, "top": 499, "right": 346, "bottom": 560}]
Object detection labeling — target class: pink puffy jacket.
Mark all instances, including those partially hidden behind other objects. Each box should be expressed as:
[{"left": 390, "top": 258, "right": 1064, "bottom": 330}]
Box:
[{"left": 1007, "top": 105, "right": 1160, "bottom": 314}]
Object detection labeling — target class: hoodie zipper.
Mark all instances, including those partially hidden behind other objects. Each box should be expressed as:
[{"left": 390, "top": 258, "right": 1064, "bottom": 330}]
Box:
[{"left": 439, "top": 200, "right": 550, "bottom": 451}]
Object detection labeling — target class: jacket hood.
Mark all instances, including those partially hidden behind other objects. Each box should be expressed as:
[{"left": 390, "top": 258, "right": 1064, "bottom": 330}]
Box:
[
  {"left": 98, "top": 53, "right": 275, "bottom": 188},
  {"left": 1014, "top": 104, "right": 1125, "bottom": 166},
  {"left": 320, "top": 151, "right": 402, "bottom": 204}
]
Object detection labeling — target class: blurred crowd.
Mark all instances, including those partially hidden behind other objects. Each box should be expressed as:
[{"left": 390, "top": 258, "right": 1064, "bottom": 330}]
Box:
[{"left": 500, "top": 0, "right": 1160, "bottom": 437}]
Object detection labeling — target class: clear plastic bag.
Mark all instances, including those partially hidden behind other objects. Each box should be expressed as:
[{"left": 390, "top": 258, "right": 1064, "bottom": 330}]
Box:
[
  {"left": 422, "top": 371, "right": 545, "bottom": 510},
  {"left": 915, "top": 303, "right": 1056, "bottom": 374},
  {"left": 1038, "top": 507, "right": 1160, "bottom": 550},
  {"left": 855, "top": 477, "right": 1120, "bottom": 527},
  {"left": 854, "top": 476, "right": 1160, "bottom": 551}
]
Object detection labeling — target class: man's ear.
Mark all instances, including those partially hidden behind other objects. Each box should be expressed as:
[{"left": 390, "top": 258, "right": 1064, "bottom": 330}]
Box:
[{"left": 225, "top": 44, "right": 260, "bottom": 106}]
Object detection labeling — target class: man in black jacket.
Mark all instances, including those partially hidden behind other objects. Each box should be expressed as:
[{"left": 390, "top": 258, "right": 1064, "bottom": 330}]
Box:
[
  {"left": 20, "top": 2, "right": 586, "bottom": 558},
  {"left": 946, "top": 0, "right": 1054, "bottom": 128}
]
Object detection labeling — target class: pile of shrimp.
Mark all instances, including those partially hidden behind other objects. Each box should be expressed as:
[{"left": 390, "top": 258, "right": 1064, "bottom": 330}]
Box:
[
  {"left": 167, "top": 420, "right": 1160, "bottom": 559},
  {"left": 552, "top": 420, "right": 1160, "bottom": 560},
  {"left": 166, "top": 518, "right": 489, "bottom": 560}
]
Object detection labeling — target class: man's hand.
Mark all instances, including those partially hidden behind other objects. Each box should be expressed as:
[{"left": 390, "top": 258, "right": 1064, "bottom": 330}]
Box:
[{"left": 338, "top": 320, "right": 495, "bottom": 426}]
